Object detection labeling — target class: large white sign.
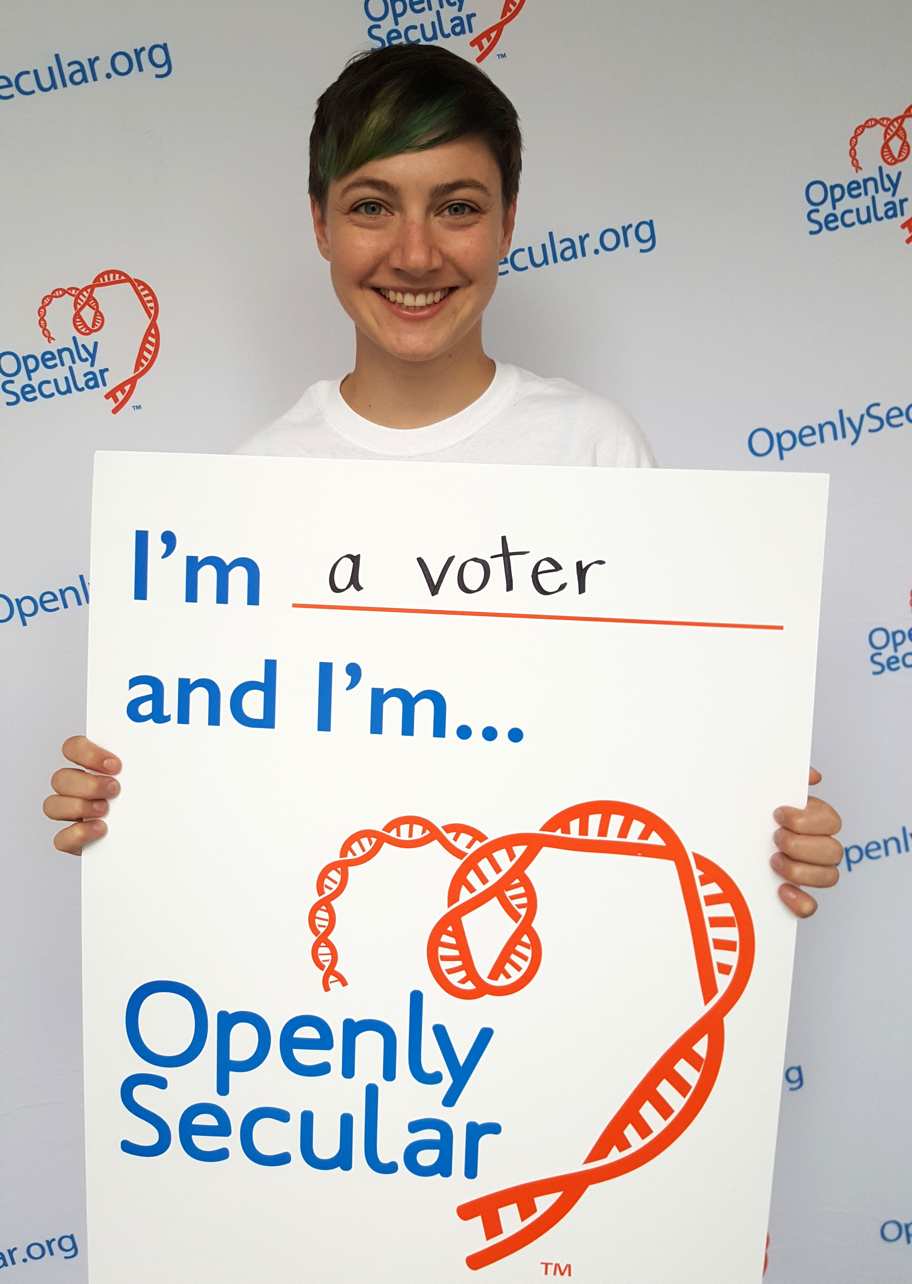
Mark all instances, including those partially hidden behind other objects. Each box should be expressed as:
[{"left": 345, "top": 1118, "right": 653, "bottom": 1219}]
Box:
[{"left": 84, "top": 453, "right": 827, "bottom": 1283}]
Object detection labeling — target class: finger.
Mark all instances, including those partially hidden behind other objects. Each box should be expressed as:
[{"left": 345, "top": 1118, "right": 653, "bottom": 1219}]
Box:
[
  {"left": 778, "top": 883, "right": 818, "bottom": 918},
  {"left": 49, "top": 768, "right": 121, "bottom": 801},
  {"left": 774, "top": 797, "right": 842, "bottom": 836},
  {"left": 770, "top": 852, "right": 840, "bottom": 889},
  {"left": 52, "top": 819, "right": 108, "bottom": 856},
  {"left": 43, "top": 795, "right": 109, "bottom": 822},
  {"left": 773, "top": 829, "right": 844, "bottom": 866},
  {"left": 808, "top": 766, "right": 822, "bottom": 786},
  {"left": 61, "top": 735, "right": 121, "bottom": 775}
]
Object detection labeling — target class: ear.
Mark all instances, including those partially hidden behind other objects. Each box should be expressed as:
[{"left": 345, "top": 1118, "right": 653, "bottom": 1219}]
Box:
[
  {"left": 310, "top": 195, "right": 331, "bottom": 262},
  {"left": 499, "top": 197, "right": 518, "bottom": 257}
]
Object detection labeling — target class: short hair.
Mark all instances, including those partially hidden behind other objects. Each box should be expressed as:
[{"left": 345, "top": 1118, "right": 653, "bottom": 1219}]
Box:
[{"left": 309, "top": 45, "right": 522, "bottom": 211}]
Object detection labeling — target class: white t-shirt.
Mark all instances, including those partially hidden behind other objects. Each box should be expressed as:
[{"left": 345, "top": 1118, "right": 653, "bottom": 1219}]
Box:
[{"left": 235, "top": 362, "right": 655, "bottom": 467}]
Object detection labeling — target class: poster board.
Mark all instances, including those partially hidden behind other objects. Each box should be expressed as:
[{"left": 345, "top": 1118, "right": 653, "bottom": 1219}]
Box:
[{"left": 84, "top": 453, "right": 827, "bottom": 1283}]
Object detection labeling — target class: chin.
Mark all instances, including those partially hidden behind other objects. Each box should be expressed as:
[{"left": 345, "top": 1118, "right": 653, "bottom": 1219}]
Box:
[
  {"left": 385, "top": 344, "right": 452, "bottom": 365},
  {"left": 370, "top": 327, "right": 458, "bottom": 361}
]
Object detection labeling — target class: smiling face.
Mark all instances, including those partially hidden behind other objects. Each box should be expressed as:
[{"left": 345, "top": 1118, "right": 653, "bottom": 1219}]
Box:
[{"left": 311, "top": 136, "right": 516, "bottom": 368}]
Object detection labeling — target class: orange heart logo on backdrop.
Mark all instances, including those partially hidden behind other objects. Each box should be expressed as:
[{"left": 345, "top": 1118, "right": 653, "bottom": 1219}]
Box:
[
  {"left": 471, "top": 0, "right": 527, "bottom": 62},
  {"left": 309, "top": 798, "right": 755, "bottom": 1270},
  {"left": 849, "top": 101, "right": 912, "bottom": 171},
  {"left": 36, "top": 268, "right": 160, "bottom": 415}
]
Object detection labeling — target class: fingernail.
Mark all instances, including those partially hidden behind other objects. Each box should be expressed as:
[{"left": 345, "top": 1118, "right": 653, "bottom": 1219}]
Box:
[
  {"left": 103, "top": 757, "right": 120, "bottom": 772},
  {"left": 90, "top": 820, "right": 106, "bottom": 835},
  {"left": 773, "top": 808, "right": 786, "bottom": 823},
  {"left": 770, "top": 853, "right": 784, "bottom": 872},
  {"left": 105, "top": 780, "right": 120, "bottom": 797},
  {"left": 92, "top": 800, "right": 108, "bottom": 815}
]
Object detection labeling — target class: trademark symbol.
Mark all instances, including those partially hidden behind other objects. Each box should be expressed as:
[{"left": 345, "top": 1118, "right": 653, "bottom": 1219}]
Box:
[
  {"left": 541, "top": 1264, "right": 572, "bottom": 1278},
  {"left": 131, "top": 404, "right": 143, "bottom": 412},
  {"left": 497, "top": 51, "right": 507, "bottom": 59}
]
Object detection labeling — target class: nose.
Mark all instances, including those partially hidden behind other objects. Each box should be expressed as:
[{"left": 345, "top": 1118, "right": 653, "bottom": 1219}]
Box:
[{"left": 387, "top": 216, "right": 444, "bottom": 276}]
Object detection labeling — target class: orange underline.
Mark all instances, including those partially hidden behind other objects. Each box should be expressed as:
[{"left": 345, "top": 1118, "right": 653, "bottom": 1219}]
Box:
[{"left": 290, "top": 602, "right": 784, "bottom": 631}]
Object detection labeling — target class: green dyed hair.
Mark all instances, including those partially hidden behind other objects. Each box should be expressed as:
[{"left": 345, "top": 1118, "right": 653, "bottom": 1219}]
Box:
[{"left": 309, "top": 44, "right": 522, "bottom": 211}]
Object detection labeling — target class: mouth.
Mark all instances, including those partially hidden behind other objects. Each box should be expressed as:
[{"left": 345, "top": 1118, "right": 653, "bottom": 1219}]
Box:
[{"left": 371, "top": 286, "right": 459, "bottom": 318}]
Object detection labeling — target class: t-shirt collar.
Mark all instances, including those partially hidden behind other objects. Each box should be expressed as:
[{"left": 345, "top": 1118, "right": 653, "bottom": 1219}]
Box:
[{"left": 316, "top": 361, "right": 519, "bottom": 456}]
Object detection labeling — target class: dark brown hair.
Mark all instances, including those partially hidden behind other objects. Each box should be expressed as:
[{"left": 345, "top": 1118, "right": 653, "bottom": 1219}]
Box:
[{"left": 309, "top": 44, "right": 522, "bottom": 211}]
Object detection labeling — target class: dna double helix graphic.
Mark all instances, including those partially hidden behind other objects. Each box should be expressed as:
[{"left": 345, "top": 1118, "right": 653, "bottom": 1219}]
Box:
[
  {"left": 308, "top": 799, "right": 755, "bottom": 1270},
  {"left": 848, "top": 102, "right": 912, "bottom": 172},
  {"left": 309, "top": 816, "right": 502, "bottom": 989},
  {"left": 470, "top": 0, "right": 527, "bottom": 64},
  {"left": 37, "top": 268, "right": 160, "bottom": 414}
]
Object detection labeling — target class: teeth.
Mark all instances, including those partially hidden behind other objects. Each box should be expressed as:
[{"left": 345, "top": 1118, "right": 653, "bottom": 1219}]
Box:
[{"left": 378, "top": 287, "right": 450, "bottom": 308}]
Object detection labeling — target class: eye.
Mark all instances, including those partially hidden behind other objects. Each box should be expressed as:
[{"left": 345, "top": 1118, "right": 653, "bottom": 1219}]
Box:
[
  {"left": 443, "top": 201, "right": 478, "bottom": 217},
  {"left": 352, "top": 200, "right": 387, "bottom": 217}
]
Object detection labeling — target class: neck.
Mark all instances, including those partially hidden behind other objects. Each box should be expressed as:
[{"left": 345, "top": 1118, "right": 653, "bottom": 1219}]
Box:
[{"left": 340, "top": 326, "right": 496, "bottom": 429}]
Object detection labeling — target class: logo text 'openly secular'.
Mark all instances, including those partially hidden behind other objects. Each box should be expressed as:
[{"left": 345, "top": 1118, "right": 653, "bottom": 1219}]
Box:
[{"left": 363, "top": 0, "right": 526, "bottom": 63}]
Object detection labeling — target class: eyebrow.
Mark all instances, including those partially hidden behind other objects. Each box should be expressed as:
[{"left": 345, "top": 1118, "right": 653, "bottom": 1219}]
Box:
[{"left": 339, "top": 177, "right": 493, "bottom": 201}]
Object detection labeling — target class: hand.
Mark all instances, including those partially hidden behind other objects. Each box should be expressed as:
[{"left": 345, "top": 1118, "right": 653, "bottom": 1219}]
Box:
[
  {"left": 770, "top": 767, "right": 843, "bottom": 918},
  {"left": 43, "top": 736, "right": 122, "bottom": 855}
]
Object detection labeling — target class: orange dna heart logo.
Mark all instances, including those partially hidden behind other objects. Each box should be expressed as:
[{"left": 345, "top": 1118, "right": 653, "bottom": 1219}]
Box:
[
  {"left": 37, "top": 268, "right": 160, "bottom": 414},
  {"left": 309, "top": 799, "right": 755, "bottom": 1270},
  {"left": 849, "top": 101, "right": 912, "bottom": 172},
  {"left": 471, "top": 0, "right": 527, "bottom": 62}
]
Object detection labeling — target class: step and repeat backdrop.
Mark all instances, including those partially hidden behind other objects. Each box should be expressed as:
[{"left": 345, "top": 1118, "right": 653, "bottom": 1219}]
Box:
[{"left": 1, "top": 1, "right": 908, "bottom": 1281}]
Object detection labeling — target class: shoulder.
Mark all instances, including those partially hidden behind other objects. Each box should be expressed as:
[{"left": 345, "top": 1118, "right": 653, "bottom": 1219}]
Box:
[
  {"left": 509, "top": 365, "right": 656, "bottom": 468},
  {"left": 233, "top": 381, "right": 335, "bottom": 456}
]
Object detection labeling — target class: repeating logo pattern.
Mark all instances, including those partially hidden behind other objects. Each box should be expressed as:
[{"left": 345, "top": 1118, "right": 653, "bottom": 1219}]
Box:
[
  {"left": 849, "top": 100, "right": 912, "bottom": 246},
  {"left": 849, "top": 102, "right": 912, "bottom": 172},
  {"left": 309, "top": 800, "right": 755, "bottom": 1269},
  {"left": 471, "top": 0, "right": 526, "bottom": 62},
  {"left": 363, "top": 0, "right": 526, "bottom": 63},
  {"left": 803, "top": 99, "right": 911, "bottom": 243},
  {"left": 36, "top": 268, "right": 160, "bottom": 414}
]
